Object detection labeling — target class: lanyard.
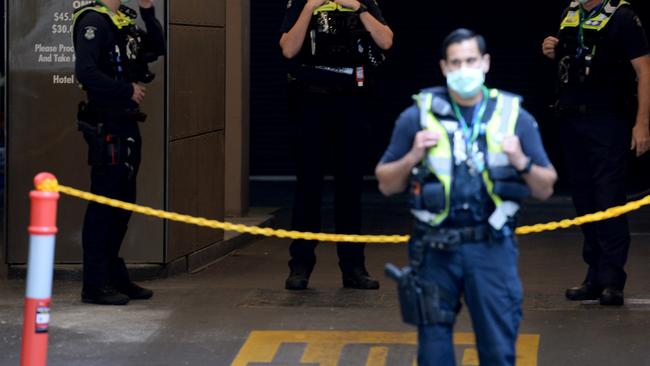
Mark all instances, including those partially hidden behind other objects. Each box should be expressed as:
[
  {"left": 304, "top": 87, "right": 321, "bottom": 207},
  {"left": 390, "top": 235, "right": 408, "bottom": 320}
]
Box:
[
  {"left": 578, "top": 0, "right": 607, "bottom": 54},
  {"left": 450, "top": 86, "right": 488, "bottom": 153}
]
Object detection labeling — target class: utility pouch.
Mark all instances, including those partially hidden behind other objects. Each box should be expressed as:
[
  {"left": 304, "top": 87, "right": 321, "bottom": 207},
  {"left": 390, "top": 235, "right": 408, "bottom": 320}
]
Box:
[
  {"left": 421, "top": 182, "right": 446, "bottom": 213},
  {"left": 104, "top": 134, "right": 123, "bottom": 166},
  {"left": 83, "top": 133, "right": 125, "bottom": 166},
  {"left": 493, "top": 181, "right": 531, "bottom": 201},
  {"left": 489, "top": 166, "right": 531, "bottom": 201},
  {"left": 385, "top": 263, "right": 456, "bottom": 326},
  {"left": 410, "top": 167, "right": 445, "bottom": 214},
  {"left": 488, "top": 166, "right": 519, "bottom": 181},
  {"left": 84, "top": 132, "right": 107, "bottom": 166}
]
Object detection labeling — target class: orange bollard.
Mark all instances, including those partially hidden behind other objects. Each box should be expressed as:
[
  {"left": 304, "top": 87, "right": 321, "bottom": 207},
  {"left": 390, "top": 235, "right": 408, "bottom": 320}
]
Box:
[{"left": 20, "top": 173, "right": 60, "bottom": 366}]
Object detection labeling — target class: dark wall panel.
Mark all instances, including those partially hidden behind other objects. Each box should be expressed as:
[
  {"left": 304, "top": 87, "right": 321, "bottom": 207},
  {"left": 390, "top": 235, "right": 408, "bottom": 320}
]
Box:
[
  {"left": 167, "top": 0, "right": 227, "bottom": 263},
  {"left": 168, "top": 132, "right": 224, "bottom": 261},
  {"left": 170, "top": 0, "right": 225, "bottom": 27},
  {"left": 169, "top": 25, "right": 225, "bottom": 140}
]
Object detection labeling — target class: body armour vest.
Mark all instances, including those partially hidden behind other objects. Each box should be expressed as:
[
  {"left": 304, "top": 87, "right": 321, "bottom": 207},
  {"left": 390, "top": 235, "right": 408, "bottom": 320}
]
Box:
[
  {"left": 73, "top": 3, "right": 153, "bottom": 84},
  {"left": 410, "top": 89, "right": 530, "bottom": 230},
  {"left": 556, "top": 0, "right": 634, "bottom": 95},
  {"left": 299, "top": 1, "right": 382, "bottom": 67}
]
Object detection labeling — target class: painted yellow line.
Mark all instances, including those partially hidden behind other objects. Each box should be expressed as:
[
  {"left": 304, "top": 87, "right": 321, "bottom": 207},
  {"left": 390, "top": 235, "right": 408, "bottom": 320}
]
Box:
[
  {"left": 231, "top": 331, "right": 540, "bottom": 366},
  {"left": 462, "top": 347, "right": 479, "bottom": 365},
  {"left": 365, "top": 346, "right": 389, "bottom": 366}
]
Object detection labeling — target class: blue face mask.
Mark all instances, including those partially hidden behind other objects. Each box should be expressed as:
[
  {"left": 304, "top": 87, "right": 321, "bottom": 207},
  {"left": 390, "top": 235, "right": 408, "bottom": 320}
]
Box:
[
  {"left": 577, "top": 0, "right": 589, "bottom": 4},
  {"left": 121, "top": 0, "right": 130, "bottom": 3},
  {"left": 446, "top": 67, "right": 485, "bottom": 99}
]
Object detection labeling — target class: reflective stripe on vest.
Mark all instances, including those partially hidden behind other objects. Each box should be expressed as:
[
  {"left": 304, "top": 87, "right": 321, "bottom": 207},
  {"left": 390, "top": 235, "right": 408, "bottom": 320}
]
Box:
[
  {"left": 560, "top": 0, "right": 628, "bottom": 31},
  {"left": 72, "top": 5, "right": 136, "bottom": 30},
  {"left": 313, "top": 1, "right": 356, "bottom": 15},
  {"left": 412, "top": 89, "right": 521, "bottom": 227}
]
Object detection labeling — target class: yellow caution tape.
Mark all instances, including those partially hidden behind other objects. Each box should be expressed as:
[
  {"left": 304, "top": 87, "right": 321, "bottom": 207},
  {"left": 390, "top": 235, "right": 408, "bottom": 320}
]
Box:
[
  {"left": 514, "top": 193, "right": 650, "bottom": 235},
  {"left": 36, "top": 178, "right": 650, "bottom": 243}
]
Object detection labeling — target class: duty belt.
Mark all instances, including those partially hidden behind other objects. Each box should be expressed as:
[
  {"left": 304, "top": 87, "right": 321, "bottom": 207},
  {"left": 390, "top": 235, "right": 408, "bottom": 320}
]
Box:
[
  {"left": 310, "top": 65, "right": 355, "bottom": 75},
  {"left": 414, "top": 221, "right": 492, "bottom": 249},
  {"left": 78, "top": 101, "right": 147, "bottom": 124}
]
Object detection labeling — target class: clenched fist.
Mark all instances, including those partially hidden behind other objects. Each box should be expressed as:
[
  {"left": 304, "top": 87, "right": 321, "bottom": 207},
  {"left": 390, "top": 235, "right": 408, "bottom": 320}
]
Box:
[
  {"left": 502, "top": 135, "right": 529, "bottom": 171},
  {"left": 542, "top": 36, "right": 559, "bottom": 60},
  {"left": 409, "top": 131, "right": 441, "bottom": 163}
]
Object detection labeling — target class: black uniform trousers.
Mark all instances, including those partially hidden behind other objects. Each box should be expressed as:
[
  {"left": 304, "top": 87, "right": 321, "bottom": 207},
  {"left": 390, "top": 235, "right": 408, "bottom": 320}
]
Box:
[
  {"left": 82, "top": 121, "right": 142, "bottom": 289},
  {"left": 560, "top": 107, "right": 632, "bottom": 290},
  {"left": 288, "top": 85, "right": 367, "bottom": 274}
]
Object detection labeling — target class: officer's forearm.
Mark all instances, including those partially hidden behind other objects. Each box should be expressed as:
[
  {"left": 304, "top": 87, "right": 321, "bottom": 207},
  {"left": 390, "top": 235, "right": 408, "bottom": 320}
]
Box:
[
  {"left": 279, "top": 4, "right": 316, "bottom": 59},
  {"left": 76, "top": 56, "right": 133, "bottom": 100},
  {"left": 522, "top": 165, "right": 557, "bottom": 201},
  {"left": 141, "top": 7, "right": 166, "bottom": 56},
  {"left": 360, "top": 13, "right": 393, "bottom": 50},
  {"left": 633, "top": 55, "right": 650, "bottom": 127},
  {"left": 376, "top": 153, "right": 419, "bottom": 196}
]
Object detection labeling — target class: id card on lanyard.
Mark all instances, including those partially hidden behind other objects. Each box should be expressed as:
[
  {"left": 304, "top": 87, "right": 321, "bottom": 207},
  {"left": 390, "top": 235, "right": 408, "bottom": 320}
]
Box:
[{"left": 450, "top": 87, "right": 489, "bottom": 174}]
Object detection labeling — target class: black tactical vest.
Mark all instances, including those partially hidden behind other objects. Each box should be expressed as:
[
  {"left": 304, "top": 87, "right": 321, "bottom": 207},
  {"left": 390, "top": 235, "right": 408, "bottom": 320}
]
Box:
[
  {"left": 299, "top": 6, "right": 380, "bottom": 67},
  {"left": 73, "top": 4, "right": 153, "bottom": 84},
  {"left": 556, "top": 0, "right": 635, "bottom": 98}
]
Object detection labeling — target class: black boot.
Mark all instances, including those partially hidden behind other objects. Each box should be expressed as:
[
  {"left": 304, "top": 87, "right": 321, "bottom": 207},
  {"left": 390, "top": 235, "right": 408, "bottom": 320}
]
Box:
[
  {"left": 117, "top": 282, "right": 154, "bottom": 300},
  {"left": 565, "top": 282, "right": 601, "bottom": 301},
  {"left": 285, "top": 270, "right": 310, "bottom": 290},
  {"left": 600, "top": 287, "right": 624, "bottom": 306},
  {"left": 82, "top": 285, "right": 130, "bottom": 305},
  {"left": 285, "top": 264, "right": 313, "bottom": 290},
  {"left": 342, "top": 268, "right": 379, "bottom": 290}
]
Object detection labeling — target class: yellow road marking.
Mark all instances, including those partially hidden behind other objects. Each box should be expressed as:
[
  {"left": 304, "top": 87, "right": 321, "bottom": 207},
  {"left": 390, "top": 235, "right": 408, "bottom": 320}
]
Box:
[
  {"left": 231, "top": 331, "right": 540, "bottom": 366},
  {"left": 365, "top": 346, "right": 389, "bottom": 366},
  {"left": 462, "top": 348, "right": 479, "bottom": 365}
]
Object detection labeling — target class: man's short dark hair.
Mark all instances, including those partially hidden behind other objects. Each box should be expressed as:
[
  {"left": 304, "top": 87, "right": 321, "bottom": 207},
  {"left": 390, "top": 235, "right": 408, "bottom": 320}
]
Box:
[{"left": 441, "top": 28, "right": 487, "bottom": 60}]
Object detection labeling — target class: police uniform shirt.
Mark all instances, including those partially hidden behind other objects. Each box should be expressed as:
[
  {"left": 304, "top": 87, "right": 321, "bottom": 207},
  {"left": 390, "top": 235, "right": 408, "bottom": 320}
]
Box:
[
  {"left": 74, "top": 6, "right": 164, "bottom": 109},
  {"left": 557, "top": 3, "right": 650, "bottom": 107},
  {"left": 280, "top": 0, "right": 387, "bottom": 87},
  {"left": 381, "top": 88, "right": 552, "bottom": 226}
]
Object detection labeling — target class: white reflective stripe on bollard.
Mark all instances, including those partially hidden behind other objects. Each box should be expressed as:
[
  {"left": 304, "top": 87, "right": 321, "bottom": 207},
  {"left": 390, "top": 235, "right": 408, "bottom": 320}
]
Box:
[{"left": 25, "top": 235, "right": 56, "bottom": 299}]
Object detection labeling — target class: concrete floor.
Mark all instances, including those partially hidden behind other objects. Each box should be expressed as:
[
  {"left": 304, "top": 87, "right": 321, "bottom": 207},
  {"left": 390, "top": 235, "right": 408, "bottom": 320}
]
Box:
[{"left": 2, "top": 183, "right": 650, "bottom": 365}]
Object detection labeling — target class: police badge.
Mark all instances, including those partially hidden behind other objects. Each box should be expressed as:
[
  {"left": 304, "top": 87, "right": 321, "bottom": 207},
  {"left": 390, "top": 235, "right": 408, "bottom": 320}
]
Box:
[{"left": 84, "top": 26, "right": 97, "bottom": 40}]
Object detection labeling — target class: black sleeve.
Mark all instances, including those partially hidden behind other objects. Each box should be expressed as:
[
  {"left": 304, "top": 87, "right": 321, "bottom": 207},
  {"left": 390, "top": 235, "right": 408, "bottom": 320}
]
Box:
[
  {"left": 139, "top": 6, "right": 166, "bottom": 58},
  {"left": 280, "top": 0, "right": 307, "bottom": 33},
  {"left": 362, "top": 0, "right": 386, "bottom": 25},
  {"left": 74, "top": 12, "right": 133, "bottom": 100},
  {"left": 615, "top": 7, "right": 650, "bottom": 60}
]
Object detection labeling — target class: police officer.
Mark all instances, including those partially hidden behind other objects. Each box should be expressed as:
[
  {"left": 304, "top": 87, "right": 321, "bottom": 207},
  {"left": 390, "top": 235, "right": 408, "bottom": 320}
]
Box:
[
  {"left": 378, "top": 29, "right": 557, "bottom": 365},
  {"left": 279, "top": 0, "right": 393, "bottom": 290},
  {"left": 542, "top": 0, "right": 650, "bottom": 305},
  {"left": 73, "top": 0, "right": 165, "bottom": 305}
]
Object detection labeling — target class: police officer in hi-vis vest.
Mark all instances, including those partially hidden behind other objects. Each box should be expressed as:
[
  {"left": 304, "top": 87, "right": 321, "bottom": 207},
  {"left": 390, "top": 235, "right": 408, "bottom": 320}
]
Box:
[
  {"left": 542, "top": 0, "right": 650, "bottom": 306},
  {"left": 378, "top": 29, "right": 557, "bottom": 365},
  {"left": 73, "top": 0, "right": 165, "bottom": 305},
  {"left": 279, "top": 0, "right": 393, "bottom": 290}
]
